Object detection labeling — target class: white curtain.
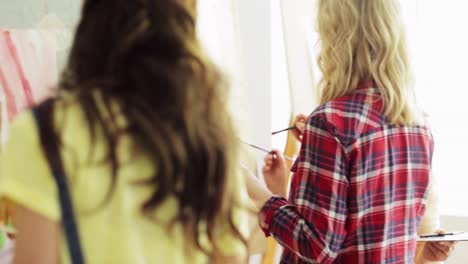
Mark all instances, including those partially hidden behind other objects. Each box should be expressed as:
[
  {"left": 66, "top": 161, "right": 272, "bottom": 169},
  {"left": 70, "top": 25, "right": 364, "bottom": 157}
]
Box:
[
  {"left": 197, "top": 2, "right": 270, "bottom": 262},
  {"left": 197, "top": 0, "right": 252, "bottom": 140}
]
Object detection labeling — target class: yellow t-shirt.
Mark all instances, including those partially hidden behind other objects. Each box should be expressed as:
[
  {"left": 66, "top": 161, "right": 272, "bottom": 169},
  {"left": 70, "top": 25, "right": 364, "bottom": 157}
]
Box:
[{"left": 0, "top": 96, "right": 249, "bottom": 263}]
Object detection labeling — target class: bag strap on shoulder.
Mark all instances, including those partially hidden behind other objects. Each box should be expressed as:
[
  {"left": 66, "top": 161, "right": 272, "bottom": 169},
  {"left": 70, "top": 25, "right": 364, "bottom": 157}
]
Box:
[{"left": 32, "top": 100, "right": 85, "bottom": 264}]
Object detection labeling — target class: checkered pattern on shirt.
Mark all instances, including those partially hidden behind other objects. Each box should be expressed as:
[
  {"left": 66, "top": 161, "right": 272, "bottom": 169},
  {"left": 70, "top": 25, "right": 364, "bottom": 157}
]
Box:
[{"left": 260, "top": 84, "right": 433, "bottom": 264}]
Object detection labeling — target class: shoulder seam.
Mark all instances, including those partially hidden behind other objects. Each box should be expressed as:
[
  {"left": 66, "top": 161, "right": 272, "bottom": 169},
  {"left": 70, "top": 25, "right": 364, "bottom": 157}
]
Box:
[
  {"left": 344, "top": 125, "right": 433, "bottom": 153},
  {"left": 309, "top": 115, "right": 345, "bottom": 146}
]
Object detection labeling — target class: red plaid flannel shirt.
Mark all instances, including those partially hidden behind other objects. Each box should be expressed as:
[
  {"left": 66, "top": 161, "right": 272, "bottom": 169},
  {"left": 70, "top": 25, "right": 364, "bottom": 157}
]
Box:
[{"left": 260, "top": 81, "right": 433, "bottom": 263}]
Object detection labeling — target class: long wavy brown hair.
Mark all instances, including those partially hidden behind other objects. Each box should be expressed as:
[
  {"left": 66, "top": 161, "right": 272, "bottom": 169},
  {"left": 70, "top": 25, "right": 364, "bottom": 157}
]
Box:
[{"left": 46, "top": 0, "right": 246, "bottom": 257}]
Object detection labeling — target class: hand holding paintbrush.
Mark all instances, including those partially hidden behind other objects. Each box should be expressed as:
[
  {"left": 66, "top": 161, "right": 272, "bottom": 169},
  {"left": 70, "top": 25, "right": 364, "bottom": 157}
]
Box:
[{"left": 271, "top": 114, "right": 308, "bottom": 142}]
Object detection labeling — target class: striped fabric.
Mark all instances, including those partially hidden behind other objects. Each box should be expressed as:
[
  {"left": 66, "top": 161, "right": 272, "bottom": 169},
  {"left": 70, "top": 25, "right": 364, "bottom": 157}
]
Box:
[
  {"left": 260, "top": 81, "right": 434, "bottom": 264},
  {"left": 0, "top": 29, "right": 57, "bottom": 122},
  {"left": 0, "top": 29, "right": 57, "bottom": 224}
]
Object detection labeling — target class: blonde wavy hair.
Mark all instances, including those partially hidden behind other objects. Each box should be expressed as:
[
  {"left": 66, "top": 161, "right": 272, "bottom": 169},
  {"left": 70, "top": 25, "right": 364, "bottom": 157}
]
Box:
[{"left": 317, "top": 0, "right": 421, "bottom": 125}]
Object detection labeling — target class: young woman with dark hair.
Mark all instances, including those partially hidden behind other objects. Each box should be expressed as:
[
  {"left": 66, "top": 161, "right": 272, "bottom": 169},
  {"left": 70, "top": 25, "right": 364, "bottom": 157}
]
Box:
[{"left": 0, "top": 0, "right": 249, "bottom": 263}]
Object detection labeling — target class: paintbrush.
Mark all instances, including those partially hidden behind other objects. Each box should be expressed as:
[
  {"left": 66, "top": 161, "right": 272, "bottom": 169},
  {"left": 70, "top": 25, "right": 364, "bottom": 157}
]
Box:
[
  {"left": 241, "top": 140, "right": 295, "bottom": 162},
  {"left": 272, "top": 126, "right": 296, "bottom": 135}
]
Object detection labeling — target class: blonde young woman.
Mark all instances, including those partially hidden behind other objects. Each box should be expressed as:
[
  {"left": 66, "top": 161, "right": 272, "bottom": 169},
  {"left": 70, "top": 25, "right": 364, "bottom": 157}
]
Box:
[{"left": 247, "top": 0, "right": 455, "bottom": 263}]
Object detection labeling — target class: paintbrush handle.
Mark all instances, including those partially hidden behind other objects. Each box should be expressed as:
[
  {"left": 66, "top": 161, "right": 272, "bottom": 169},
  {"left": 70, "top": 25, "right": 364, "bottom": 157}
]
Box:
[
  {"left": 272, "top": 126, "right": 296, "bottom": 135},
  {"left": 241, "top": 141, "right": 295, "bottom": 162}
]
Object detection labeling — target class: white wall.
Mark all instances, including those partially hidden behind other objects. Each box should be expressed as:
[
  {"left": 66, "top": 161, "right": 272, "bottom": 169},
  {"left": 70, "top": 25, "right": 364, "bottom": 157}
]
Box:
[
  {"left": 442, "top": 216, "right": 468, "bottom": 264},
  {"left": 413, "top": 0, "right": 468, "bottom": 218},
  {"left": 0, "top": 0, "right": 80, "bottom": 69},
  {"left": 0, "top": 1, "right": 79, "bottom": 28},
  {"left": 404, "top": 2, "right": 468, "bottom": 262}
]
